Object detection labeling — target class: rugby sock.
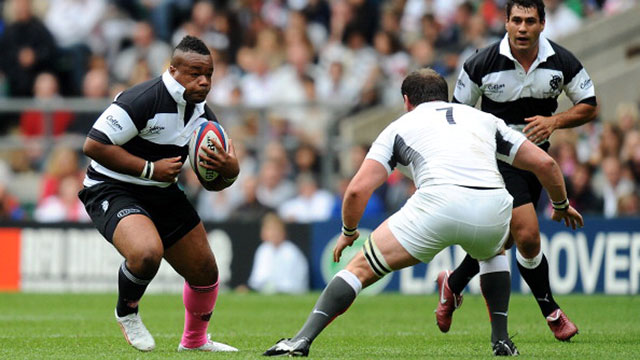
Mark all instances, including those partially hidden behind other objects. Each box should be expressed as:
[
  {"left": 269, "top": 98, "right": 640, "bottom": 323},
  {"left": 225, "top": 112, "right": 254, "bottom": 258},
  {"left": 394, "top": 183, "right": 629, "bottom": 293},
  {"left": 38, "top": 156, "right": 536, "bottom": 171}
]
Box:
[
  {"left": 516, "top": 251, "right": 559, "bottom": 317},
  {"left": 479, "top": 255, "right": 511, "bottom": 344},
  {"left": 116, "top": 262, "right": 152, "bottom": 317},
  {"left": 448, "top": 254, "right": 480, "bottom": 295},
  {"left": 293, "top": 270, "right": 362, "bottom": 343},
  {"left": 181, "top": 280, "right": 219, "bottom": 348}
]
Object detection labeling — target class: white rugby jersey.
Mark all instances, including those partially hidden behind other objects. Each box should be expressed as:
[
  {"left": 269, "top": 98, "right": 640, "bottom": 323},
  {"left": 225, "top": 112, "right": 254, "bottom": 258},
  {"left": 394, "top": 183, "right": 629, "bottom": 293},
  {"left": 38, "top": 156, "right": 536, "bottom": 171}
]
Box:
[
  {"left": 84, "top": 71, "right": 216, "bottom": 187},
  {"left": 365, "top": 101, "right": 527, "bottom": 189},
  {"left": 453, "top": 35, "right": 596, "bottom": 137}
]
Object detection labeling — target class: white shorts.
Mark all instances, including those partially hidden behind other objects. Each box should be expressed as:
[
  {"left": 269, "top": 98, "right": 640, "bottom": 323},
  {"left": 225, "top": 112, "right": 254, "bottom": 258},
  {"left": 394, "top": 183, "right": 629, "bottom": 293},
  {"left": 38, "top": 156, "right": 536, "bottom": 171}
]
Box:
[{"left": 388, "top": 184, "right": 513, "bottom": 263}]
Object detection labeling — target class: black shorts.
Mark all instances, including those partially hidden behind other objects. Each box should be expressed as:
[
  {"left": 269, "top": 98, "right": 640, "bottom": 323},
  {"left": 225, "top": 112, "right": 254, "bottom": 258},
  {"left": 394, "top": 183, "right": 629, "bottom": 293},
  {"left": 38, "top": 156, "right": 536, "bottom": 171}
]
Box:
[
  {"left": 78, "top": 181, "right": 201, "bottom": 248},
  {"left": 497, "top": 142, "right": 550, "bottom": 209}
]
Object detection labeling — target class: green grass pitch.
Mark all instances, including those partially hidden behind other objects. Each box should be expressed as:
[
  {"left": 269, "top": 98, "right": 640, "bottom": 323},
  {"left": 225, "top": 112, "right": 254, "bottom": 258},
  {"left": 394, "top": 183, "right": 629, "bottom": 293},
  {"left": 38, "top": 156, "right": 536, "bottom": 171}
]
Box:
[{"left": 0, "top": 292, "right": 638, "bottom": 359}]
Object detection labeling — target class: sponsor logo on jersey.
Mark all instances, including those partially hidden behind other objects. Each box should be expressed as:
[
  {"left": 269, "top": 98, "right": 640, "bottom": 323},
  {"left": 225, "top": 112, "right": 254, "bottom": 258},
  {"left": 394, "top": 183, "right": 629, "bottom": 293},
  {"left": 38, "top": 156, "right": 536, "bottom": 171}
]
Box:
[
  {"left": 579, "top": 78, "right": 592, "bottom": 90},
  {"left": 116, "top": 208, "right": 141, "bottom": 218},
  {"left": 456, "top": 79, "right": 466, "bottom": 89},
  {"left": 105, "top": 115, "right": 123, "bottom": 131},
  {"left": 141, "top": 125, "right": 165, "bottom": 135},
  {"left": 485, "top": 83, "right": 505, "bottom": 94},
  {"left": 101, "top": 200, "right": 109, "bottom": 213}
]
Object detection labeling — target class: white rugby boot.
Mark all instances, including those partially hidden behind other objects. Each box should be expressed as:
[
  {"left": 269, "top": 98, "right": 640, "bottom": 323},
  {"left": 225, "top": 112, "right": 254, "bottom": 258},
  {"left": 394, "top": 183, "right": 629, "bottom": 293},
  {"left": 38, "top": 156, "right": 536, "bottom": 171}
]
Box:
[
  {"left": 177, "top": 334, "right": 238, "bottom": 352},
  {"left": 115, "top": 309, "right": 156, "bottom": 351}
]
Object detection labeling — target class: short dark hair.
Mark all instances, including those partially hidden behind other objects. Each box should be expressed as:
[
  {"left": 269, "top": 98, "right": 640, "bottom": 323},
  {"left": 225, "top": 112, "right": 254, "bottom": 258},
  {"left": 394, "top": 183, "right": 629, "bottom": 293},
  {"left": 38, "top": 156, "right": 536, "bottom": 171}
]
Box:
[
  {"left": 401, "top": 68, "right": 448, "bottom": 106},
  {"left": 174, "top": 35, "right": 211, "bottom": 56},
  {"left": 506, "top": 0, "right": 545, "bottom": 22}
]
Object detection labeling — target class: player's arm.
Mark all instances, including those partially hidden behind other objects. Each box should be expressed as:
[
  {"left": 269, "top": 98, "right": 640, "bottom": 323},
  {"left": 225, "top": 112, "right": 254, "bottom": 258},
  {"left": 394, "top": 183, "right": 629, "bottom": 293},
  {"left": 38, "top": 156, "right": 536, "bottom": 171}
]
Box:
[
  {"left": 512, "top": 140, "right": 584, "bottom": 229},
  {"left": 83, "top": 104, "right": 182, "bottom": 182},
  {"left": 334, "top": 159, "right": 388, "bottom": 262},
  {"left": 452, "top": 66, "right": 482, "bottom": 106},
  {"left": 523, "top": 102, "right": 597, "bottom": 144}
]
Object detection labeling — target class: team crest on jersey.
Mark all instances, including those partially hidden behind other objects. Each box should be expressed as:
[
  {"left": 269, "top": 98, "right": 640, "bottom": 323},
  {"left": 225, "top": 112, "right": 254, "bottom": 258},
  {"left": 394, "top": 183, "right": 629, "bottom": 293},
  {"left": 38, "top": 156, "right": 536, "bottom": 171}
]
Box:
[
  {"left": 101, "top": 200, "right": 109, "bottom": 213},
  {"left": 456, "top": 78, "right": 466, "bottom": 90},
  {"left": 549, "top": 75, "right": 561, "bottom": 91}
]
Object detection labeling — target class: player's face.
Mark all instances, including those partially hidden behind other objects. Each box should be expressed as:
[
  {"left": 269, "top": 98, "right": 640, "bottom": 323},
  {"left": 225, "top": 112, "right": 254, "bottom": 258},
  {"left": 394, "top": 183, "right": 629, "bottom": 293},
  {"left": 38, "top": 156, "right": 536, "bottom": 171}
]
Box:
[
  {"left": 505, "top": 6, "right": 544, "bottom": 53},
  {"left": 170, "top": 52, "right": 214, "bottom": 103}
]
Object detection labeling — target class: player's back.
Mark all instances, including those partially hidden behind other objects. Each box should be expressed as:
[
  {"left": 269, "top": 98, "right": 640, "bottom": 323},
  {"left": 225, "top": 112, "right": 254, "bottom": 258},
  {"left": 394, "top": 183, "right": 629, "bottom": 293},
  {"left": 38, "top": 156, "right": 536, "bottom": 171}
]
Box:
[{"left": 369, "top": 101, "right": 524, "bottom": 190}]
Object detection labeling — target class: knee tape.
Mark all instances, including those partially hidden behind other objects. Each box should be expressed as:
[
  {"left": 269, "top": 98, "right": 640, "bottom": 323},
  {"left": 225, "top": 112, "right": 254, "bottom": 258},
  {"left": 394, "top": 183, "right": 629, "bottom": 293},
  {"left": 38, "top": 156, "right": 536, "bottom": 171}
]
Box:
[{"left": 363, "top": 235, "right": 391, "bottom": 278}]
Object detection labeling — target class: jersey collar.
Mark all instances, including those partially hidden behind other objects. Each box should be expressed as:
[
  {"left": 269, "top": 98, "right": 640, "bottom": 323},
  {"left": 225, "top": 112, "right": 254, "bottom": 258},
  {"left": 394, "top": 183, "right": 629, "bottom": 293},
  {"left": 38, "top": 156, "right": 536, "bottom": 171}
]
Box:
[
  {"left": 499, "top": 34, "right": 555, "bottom": 64},
  {"left": 161, "top": 70, "right": 206, "bottom": 112}
]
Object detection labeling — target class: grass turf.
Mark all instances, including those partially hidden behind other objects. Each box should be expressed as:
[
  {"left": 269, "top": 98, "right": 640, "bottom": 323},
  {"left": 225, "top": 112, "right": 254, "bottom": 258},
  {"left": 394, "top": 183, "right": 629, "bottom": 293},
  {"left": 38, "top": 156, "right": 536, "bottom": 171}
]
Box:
[{"left": 0, "top": 292, "right": 638, "bottom": 359}]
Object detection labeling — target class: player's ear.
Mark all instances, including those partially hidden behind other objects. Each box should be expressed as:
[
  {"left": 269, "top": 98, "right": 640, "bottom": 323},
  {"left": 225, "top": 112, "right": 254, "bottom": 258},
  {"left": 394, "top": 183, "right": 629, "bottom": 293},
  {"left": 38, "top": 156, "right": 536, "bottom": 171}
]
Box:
[
  {"left": 403, "top": 94, "right": 413, "bottom": 112},
  {"left": 169, "top": 65, "right": 177, "bottom": 75}
]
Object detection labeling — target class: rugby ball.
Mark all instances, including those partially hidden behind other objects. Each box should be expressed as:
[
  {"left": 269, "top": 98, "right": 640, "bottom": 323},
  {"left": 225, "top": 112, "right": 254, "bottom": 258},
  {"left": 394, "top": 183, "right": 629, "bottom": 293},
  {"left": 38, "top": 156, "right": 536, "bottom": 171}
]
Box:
[{"left": 189, "top": 121, "right": 229, "bottom": 182}]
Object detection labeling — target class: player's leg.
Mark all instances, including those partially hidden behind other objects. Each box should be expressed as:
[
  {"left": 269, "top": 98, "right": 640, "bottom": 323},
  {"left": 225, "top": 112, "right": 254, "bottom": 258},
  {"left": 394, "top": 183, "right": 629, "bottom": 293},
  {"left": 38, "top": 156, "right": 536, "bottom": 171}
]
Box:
[
  {"left": 264, "top": 219, "right": 420, "bottom": 357},
  {"left": 478, "top": 254, "right": 518, "bottom": 356},
  {"left": 163, "top": 222, "right": 237, "bottom": 352},
  {"left": 511, "top": 203, "right": 578, "bottom": 341},
  {"left": 112, "top": 214, "right": 164, "bottom": 352}
]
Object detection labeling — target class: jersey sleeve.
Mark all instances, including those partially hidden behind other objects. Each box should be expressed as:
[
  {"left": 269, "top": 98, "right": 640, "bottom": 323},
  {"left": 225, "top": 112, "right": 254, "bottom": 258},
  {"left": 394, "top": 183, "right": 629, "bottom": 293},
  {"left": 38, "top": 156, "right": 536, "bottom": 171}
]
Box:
[
  {"left": 563, "top": 67, "right": 596, "bottom": 106},
  {"left": 494, "top": 117, "right": 527, "bottom": 165},
  {"left": 365, "top": 124, "right": 397, "bottom": 175},
  {"left": 90, "top": 104, "right": 139, "bottom": 145},
  {"left": 452, "top": 65, "right": 482, "bottom": 105}
]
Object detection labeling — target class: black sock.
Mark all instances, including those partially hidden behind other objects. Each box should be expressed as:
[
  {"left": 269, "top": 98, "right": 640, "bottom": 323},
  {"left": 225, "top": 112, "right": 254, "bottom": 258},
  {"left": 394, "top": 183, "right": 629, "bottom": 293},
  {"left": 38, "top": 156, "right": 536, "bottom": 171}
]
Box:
[
  {"left": 517, "top": 254, "right": 558, "bottom": 317},
  {"left": 293, "top": 276, "right": 357, "bottom": 343},
  {"left": 480, "top": 271, "right": 511, "bottom": 344},
  {"left": 116, "top": 262, "right": 152, "bottom": 317},
  {"left": 448, "top": 254, "right": 480, "bottom": 294}
]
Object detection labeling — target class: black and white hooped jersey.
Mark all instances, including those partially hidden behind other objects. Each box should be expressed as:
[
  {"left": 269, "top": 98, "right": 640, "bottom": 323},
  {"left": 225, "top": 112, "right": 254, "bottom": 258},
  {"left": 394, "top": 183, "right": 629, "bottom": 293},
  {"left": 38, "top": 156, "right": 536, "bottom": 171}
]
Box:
[
  {"left": 365, "top": 101, "right": 527, "bottom": 189},
  {"left": 84, "top": 71, "right": 217, "bottom": 188},
  {"left": 453, "top": 35, "right": 596, "bottom": 134}
]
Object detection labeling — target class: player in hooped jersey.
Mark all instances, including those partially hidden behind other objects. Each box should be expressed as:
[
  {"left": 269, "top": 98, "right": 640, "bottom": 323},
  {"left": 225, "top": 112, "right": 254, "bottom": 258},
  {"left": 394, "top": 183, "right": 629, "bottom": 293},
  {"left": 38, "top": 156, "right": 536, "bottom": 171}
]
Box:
[
  {"left": 438, "top": 0, "right": 597, "bottom": 342},
  {"left": 78, "top": 36, "right": 239, "bottom": 352},
  {"left": 263, "top": 69, "right": 583, "bottom": 357}
]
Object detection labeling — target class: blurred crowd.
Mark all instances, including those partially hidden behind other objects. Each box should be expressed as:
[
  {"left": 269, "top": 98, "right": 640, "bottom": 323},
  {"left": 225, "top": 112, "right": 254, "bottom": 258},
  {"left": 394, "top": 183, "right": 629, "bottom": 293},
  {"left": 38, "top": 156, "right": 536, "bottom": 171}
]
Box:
[{"left": 0, "top": 0, "right": 639, "bottom": 223}]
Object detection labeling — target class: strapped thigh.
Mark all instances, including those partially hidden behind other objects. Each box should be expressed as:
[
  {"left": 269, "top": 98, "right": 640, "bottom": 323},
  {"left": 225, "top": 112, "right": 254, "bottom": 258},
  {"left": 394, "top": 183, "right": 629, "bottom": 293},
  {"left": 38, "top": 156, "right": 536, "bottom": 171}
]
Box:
[{"left": 362, "top": 234, "right": 392, "bottom": 278}]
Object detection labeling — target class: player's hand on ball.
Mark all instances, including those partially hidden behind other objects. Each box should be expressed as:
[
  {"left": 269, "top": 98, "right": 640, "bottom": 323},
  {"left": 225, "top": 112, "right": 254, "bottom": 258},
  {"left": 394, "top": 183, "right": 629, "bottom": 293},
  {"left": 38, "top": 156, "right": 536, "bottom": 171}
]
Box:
[
  {"left": 333, "top": 231, "right": 359, "bottom": 262},
  {"left": 199, "top": 138, "right": 239, "bottom": 179},
  {"left": 153, "top": 156, "right": 182, "bottom": 182},
  {"left": 551, "top": 205, "right": 584, "bottom": 230}
]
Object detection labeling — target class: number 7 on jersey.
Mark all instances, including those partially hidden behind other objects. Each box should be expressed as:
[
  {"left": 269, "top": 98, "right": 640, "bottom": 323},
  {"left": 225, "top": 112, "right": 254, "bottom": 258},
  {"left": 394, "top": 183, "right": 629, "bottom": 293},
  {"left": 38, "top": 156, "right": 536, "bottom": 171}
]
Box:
[{"left": 437, "top": 107, "right": 455, "bottom": 124}]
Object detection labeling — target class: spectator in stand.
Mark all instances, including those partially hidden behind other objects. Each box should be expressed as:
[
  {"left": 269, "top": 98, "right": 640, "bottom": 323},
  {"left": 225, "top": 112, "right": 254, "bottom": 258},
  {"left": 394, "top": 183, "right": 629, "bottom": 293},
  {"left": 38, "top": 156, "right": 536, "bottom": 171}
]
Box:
[
  {"left": 278, "top": 172, "right": 334, "bottom": 223},
  {"left": 0, "top": 161, "right": 25, "bottom": 220},
  {"left": 172, "top": 0, "right": 230, "bottom": 53},
  {"left": 331, "top": 175, "right": 385, "bottom": 219},
  {"left": 34, "top": 175, "right": 89, "bottom": 222},
  {"left": 372, "top": 30, "right": 411, "bottom": 106},
  {"left": 248, "top": 212, "right": 309, "bottom": 294},
  {"left": 112, "top": 21, "right": 172, "bottom": 85},
  {"left": 596, "top": 156, "right": 635, "bottom": 218},
  {"left": 256, "top": 159, "right": 296, "bottom": 209},
  {"left": 0, "top": 0, "right": 57, "bottom": 97},
  {"left": 542, "top": 0, "right": 582, "bottom": 40},
  {"left": 292, "top": 143, "right": 321, "bottom": 178},
  {"left": 567, "top": 163, "right": 603, "bottom": 214},
  {"left": 44, "top": 0, "right": 107, "bottom": 95},
  {"left": 19, "top": 72, "right": 74, "bottom": 137},
  {"left": 590, "top": 123, "right": 623, "bottom": 167},
  {"left": 66, "top": 66, "right": 110, "bottom": 135},
  {"left": 617, "top": 193, "right": 640, "bottom": 216},
  {"left": 38, "top": 145, "right": 82, "bottom": 203},
  {"left": 230, "top": 175, "right": 274, "bottom": 221}
]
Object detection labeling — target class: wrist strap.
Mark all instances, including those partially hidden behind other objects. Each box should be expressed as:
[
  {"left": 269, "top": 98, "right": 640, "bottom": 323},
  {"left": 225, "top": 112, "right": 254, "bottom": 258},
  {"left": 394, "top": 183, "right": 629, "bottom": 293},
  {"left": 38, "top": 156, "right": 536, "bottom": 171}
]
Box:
[
  {"left": 552, "top": 198, "right": 569, "bottom": 211},
  {"left": 140, "top": 161, "right": 154, "bottom": 180},
  {"left": 342, "top": 224, "right": 357, "bottom": 236}
]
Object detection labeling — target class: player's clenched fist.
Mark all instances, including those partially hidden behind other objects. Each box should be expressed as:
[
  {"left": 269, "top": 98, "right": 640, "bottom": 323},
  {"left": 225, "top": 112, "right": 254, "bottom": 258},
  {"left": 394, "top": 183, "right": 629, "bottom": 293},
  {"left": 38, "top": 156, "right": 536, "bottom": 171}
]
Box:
[{"left": 152, "top": 156, "right": 182, "bottom": 182}]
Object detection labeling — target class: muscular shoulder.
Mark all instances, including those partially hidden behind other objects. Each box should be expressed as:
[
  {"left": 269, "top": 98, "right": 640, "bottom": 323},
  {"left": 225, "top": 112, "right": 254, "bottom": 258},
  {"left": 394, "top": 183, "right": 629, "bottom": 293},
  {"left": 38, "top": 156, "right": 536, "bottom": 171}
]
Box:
[
  {"left": 545, "top": 40, "right": 584, "bottom": 80},
  {"left": 114, "top": 77, "right": 176, "bottom": 123},
  {"left": 462, "top": 41, "right": 513, "bottom": 85}
]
